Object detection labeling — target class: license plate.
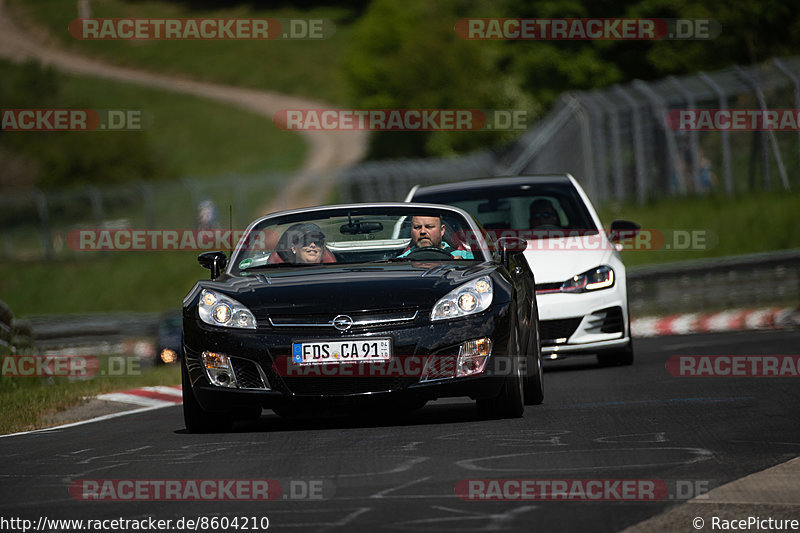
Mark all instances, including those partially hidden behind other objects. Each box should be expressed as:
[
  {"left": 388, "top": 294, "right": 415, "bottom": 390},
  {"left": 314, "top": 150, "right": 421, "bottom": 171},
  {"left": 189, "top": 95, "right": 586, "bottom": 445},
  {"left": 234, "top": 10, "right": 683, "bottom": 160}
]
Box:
[{"left": 292, "top": 338, "right": 392, "bottom": 365}]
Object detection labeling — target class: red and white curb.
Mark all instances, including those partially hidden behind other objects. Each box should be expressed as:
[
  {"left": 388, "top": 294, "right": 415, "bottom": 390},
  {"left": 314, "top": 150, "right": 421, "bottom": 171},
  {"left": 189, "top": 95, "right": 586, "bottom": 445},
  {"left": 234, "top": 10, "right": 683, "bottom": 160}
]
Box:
[
  {"left": 97, "top": 385, "right": 182, "bottom": 408},
  {"left": 632, "top": 307, "right": 800, "bottom": 338}
]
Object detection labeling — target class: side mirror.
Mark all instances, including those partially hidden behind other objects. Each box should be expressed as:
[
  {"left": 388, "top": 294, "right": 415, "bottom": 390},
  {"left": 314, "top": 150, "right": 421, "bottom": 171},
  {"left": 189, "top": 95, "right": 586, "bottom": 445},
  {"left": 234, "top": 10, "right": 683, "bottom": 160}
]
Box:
[
  {"left": 609, "top": 220, "right": 640, "bottom": 243},
  {"left": 198, "top": 251, "right": 227, "bottom": 279},
  {"left": 497, "top": 236, "right": 528, "bottom": 266}
]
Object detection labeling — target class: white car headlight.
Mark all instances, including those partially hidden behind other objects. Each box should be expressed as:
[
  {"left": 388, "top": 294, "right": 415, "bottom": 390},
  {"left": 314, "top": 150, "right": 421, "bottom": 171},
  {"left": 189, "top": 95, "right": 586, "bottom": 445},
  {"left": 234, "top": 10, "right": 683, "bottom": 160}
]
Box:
[
  {"left": 431, "top": 276, "right": 493, "bottom": 321},
  {"left": 561, "top": 265, "right": 615, "bottom": 293},
  {"left": 198, "top": 289, "right": 256, "bottom": 329}
]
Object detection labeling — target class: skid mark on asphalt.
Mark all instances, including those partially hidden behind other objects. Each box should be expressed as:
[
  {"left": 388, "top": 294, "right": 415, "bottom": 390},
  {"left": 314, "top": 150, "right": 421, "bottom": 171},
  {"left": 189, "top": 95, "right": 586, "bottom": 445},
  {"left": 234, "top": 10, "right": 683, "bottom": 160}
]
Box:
[{"left": 456, "top": 447, "right": 714, "bottom": 472}]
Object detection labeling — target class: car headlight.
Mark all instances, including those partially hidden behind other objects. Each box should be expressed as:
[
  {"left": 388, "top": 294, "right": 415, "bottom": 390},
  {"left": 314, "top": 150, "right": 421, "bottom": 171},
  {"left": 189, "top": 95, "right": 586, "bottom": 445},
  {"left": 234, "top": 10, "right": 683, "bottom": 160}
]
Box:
[
  {"left": 431, "top": 276, "right": 493, "bottom": 321},
  {"left": 561, "top": 266, "right": 615, "bottom": 293},
  {"left": 198, "top": 289, "right": 256, "bottom": 329}
]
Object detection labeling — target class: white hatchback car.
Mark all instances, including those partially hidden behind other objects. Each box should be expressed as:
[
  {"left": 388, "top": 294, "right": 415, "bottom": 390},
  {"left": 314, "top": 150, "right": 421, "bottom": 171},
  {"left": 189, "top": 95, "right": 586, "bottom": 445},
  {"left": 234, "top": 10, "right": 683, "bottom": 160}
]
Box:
[{"left": 406, "top": 175, "right": 639, "bottom": 365}]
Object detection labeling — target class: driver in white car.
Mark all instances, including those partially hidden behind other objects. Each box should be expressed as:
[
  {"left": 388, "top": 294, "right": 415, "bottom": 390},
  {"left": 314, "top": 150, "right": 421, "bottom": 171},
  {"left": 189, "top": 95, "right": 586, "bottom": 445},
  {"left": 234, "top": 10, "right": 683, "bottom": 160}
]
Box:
[
  {"left": 398, "top": 215, "right": 474, "bottom": 259},
  {"left": 528, "top": 199, "right": 561, "bottom": 229}
]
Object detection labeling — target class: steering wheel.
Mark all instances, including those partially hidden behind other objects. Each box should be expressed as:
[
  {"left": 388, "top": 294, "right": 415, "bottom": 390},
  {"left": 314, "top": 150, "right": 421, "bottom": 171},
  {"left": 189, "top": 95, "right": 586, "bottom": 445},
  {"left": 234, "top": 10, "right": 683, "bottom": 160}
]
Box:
[{"left": 403, "top": 246, "right": 454, "bottom": 260}]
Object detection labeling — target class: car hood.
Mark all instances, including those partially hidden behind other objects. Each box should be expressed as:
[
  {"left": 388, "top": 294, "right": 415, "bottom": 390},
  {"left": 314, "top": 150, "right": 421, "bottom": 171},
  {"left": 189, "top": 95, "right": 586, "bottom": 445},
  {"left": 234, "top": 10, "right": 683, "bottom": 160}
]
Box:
[
  {"left": 523, "top": 241, "right": 616, "bottom": 284},
  {"left": 194, "top": 262, "right": 500, "bottom": 316}
]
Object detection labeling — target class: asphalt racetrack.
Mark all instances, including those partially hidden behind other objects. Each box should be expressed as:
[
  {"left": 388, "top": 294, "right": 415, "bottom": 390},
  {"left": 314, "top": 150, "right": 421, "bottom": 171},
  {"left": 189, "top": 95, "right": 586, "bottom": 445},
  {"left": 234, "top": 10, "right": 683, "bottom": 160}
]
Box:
[{"left": 2, "top": 330, "right": 799, "bottom": 532}]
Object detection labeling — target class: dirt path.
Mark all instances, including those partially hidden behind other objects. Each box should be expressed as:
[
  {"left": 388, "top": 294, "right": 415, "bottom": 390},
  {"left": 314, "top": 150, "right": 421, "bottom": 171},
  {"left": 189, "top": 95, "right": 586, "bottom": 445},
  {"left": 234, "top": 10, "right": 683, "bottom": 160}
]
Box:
[{"left": 0, "top": 0, "right": 368, "bottom": 213}]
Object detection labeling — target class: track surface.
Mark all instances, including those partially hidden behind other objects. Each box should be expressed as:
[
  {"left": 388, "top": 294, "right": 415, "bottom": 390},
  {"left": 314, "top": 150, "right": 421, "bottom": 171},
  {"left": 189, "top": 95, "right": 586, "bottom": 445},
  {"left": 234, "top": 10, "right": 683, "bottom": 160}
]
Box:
[{"left": 2, "top": 330, "right": 799, "bottom": 532}]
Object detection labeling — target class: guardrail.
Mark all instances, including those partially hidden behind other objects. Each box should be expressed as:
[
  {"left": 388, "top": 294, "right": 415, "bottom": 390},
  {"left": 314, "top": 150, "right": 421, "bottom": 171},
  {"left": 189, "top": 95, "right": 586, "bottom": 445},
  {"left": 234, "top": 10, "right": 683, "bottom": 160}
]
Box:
[
  {"left": 0, "top": 300, "right": 35, "bottom": 355},
  {"left": 27, "top": 312, "right": 160, "bottom": 355},
  {"left": 627, "top": 249, "right": 800, "bottom": 316}
]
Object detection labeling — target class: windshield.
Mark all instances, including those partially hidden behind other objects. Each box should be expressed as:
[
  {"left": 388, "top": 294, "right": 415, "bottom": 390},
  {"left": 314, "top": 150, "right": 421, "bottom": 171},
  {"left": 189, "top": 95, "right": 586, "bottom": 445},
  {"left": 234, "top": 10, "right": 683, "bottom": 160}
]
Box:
[
  {"left": 230, "top": 206, "right": 486, "bottom": 273},
  {"left": 413, "top": 182, "right": 599, "bottom": 238}
]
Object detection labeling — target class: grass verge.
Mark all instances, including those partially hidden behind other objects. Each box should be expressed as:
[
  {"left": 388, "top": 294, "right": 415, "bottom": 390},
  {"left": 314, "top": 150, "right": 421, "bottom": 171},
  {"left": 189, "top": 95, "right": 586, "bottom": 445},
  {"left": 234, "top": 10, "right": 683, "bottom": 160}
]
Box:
[
  {"left": 599, "top": 191, "right": 800, "bottom": 267},
  {"left": 0, "top": 58, "right": 306, "bottom": 182},
  {"left": 0, "top": 359, "right": 179, "bottom": 435}
]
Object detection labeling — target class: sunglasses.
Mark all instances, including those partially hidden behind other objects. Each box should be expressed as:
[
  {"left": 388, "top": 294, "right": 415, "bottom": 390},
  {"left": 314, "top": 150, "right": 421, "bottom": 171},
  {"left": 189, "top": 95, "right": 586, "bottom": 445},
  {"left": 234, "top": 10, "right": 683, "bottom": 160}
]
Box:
[
  {"left": 532, "top": 211, "right": 557, "bottom": 219},
  {"left": 299, "top": 234, "right": 325, "bottom": 247}
]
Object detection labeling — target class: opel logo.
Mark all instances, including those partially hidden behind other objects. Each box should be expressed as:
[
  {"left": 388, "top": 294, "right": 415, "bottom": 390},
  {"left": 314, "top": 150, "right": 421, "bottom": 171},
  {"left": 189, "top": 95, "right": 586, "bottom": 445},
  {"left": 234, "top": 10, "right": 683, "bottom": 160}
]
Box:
[{"left": 332, "top": 314, "right": 354, "bottom": 331}]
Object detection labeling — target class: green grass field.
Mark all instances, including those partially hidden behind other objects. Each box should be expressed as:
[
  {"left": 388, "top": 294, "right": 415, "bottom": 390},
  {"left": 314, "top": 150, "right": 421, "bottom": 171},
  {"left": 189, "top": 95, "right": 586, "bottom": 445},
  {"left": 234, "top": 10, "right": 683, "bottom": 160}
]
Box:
[
  {"left": 9, "top": 0, "right": 354, "bottom": 104},
  {"left": 0, "top": 58, "right": 306, "bottom": 180}
]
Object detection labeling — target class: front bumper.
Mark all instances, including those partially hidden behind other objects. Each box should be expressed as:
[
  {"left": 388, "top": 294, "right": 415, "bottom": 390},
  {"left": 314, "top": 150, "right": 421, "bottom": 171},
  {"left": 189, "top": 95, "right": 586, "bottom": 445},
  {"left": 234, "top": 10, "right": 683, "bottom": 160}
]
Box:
[
  {"left": 536, "top": 288, "right": 629, "bottom": 357},
  {"left": 182, "top": 307, "right": 514, "bottom": 413}
]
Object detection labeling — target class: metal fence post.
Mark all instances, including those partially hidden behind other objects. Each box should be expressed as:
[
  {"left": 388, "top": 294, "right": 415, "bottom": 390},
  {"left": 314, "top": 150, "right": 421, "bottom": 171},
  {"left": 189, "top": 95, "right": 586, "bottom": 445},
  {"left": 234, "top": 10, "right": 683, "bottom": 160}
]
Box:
[
  {"left": 34, "top": 190, "right": 52, "bottom": 260},
  {"left": 579, "top": 93, "right": 609, "bottom": 202},
  {"left": 634, "top": 79, "right": 687, "bottom": 195},
  {"left": 613, "top": 86, "right": 647, "bottom": 203},
  {"left": 592, "top": 91, "right": 625, "bottom": 201},
  {"left": 566, "top": 94, "right": 598, "bottom": 201},
  {"left": 735, "top": 65, "right": 791, "bottom": 191},
  {"left": 668, "top": 76, "right": 701, "bottom": 192},
  {"left": 698, "top": 71, "right": 734, "bottom": 195},
  {"left": 773, "top": 58, "right": 800, "bottom": 178}
]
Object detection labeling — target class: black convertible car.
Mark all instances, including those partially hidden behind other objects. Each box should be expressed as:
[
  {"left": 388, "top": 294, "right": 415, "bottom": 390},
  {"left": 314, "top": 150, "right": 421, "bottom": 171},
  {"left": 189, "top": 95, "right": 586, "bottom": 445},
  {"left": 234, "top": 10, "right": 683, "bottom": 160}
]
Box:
[{"left": 181, "top": 203, "right": 543, "bottom": 432}]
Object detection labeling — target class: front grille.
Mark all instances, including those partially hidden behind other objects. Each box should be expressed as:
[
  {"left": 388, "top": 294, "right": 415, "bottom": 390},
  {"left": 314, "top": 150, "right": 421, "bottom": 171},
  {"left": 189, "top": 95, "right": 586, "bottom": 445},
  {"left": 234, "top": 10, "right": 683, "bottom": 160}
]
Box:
[
  {"left": 584, "top": 306, "right": 625, "bottom": 334},
  {"left": 268, "top": 309, "right": 418, "bottom": 329},
  {"left": 280, "top": 376, "right": 417, "bottom": 396},
  {"left": 539, "top": 317, "right": 582, "bottom": 345},
  {"left": 535, "top": 282, "right": 563, "bottom": 293},
  {"left": 230, "top": 357, "right": 268, "bottom": 389}
]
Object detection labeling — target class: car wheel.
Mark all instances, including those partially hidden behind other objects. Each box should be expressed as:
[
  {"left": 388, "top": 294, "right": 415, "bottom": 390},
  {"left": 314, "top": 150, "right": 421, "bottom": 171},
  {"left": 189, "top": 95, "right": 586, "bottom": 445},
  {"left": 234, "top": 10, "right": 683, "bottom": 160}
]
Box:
[
  {"left": 476, "top": 329, "right": 525, "bottom": 419},
  {"left": 524, "top": 324, "right": 544, "bottom": 405},
  {"left": 597, "top": 339, "right": 634, "bottom": 366},
  {"left": 181, "top": 361, "right": 232, "bottom": 433}
]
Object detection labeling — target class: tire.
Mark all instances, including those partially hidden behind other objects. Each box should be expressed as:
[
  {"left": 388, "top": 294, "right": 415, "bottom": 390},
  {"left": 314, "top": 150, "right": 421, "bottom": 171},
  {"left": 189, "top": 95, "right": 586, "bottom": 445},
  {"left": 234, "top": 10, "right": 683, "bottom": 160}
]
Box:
[
  {"left": 524, "top": 323, "right": 544, "bottom": 405},
  {"left": 476, "top": 329, "right": 525, "bottom": 419},
  {"left": 597, "top": 339, "right": 634, "bottom": 366},
  {"left": 182, "top": 361, "right": 232, "bottom": 433}
]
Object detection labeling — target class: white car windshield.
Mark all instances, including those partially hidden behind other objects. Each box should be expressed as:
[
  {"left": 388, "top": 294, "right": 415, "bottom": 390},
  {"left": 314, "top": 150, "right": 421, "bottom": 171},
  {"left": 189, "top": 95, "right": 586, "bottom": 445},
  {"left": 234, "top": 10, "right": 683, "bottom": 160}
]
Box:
[{"left": 413, "top": 182, "right": 599, "bottom": 238}]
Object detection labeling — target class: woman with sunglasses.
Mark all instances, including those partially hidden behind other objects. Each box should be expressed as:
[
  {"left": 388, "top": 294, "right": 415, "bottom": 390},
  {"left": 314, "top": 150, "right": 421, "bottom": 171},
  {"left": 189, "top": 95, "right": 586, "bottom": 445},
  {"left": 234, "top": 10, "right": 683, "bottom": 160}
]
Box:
[{"left": 275, "top": 222, "right": 330, "bottom": 264}]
